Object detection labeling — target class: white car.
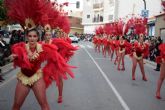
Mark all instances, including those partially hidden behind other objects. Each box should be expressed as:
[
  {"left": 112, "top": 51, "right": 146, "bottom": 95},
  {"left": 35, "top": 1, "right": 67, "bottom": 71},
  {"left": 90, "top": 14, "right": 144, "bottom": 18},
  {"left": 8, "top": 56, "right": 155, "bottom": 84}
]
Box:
[{"left": 69, "top": 35, "right": 79, "bottom": 43}]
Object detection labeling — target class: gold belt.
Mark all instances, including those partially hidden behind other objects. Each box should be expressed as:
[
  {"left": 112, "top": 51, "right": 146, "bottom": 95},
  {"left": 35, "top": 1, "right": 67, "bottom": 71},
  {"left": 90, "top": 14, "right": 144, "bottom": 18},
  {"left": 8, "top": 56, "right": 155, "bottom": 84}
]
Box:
[
  {"left": 133, "top": 52, "right": 142, "bottom": 60},
  {"left": 119, "top": 49, "right": 125, "bottom": 54},
  {"left": 17, "top": 69, "right": 43, "bottom": 86}
]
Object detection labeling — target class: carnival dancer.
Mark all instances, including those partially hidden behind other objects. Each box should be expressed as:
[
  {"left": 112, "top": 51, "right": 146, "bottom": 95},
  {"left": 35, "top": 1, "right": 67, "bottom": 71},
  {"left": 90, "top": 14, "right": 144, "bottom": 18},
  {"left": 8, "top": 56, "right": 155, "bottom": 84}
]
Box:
[
  {"left": 155, "top": 43, "right": 165, "bottom": 99},
  {"left": 131, "top": 34, "right": 149, "bottom": 81},
  {"left": 103, "top": 23, "right": 113, "bottom": 57},
  {"left": 95, "top": 26, "right": 104, "bottom": 53},
  {"left": 107, "top": 35, "right": 112, "bottom": 56},
  {"left": 155, "top": 1, "right": 165, "bottom": 99},
  {"left": 117, "top": 36, "right": 131, "bottom": 71},
  {"left": 40, "top": 4, "right": 77, "bottom": 103},
  {"left": 93, "top": 35, "right": 98, "bottom": 52},
  {"left": 5, "top": 0, "right": 75, "bottom": 109},
  {"left": 43, "top": 24, "right": 78, "bottom": 103},
  {"left": 102, "top": 34, "right": 108, "bottom": 57}
]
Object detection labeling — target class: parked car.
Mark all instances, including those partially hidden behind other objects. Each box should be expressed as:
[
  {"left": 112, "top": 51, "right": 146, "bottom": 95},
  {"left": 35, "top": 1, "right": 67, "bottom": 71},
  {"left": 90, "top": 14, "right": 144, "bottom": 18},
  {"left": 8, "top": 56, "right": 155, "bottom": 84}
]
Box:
[{"left": 69, "top": 34, "right": 79, "bottom": 43}]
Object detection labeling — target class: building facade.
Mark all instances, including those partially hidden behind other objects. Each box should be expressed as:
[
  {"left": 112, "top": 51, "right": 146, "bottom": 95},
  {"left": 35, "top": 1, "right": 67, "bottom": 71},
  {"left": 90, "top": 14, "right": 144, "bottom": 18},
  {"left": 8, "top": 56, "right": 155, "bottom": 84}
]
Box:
[
  {"left": 155, "top": 13, "right": 165, "bottom": 42},
  {"left": 50, "top": 0, "right": 84, "bottom": 34},
  {"left": 82, "top": 0, "right": 162, "bottom": 34},
  {"left": 82, "top": 0, "right": 118, "bottom": 34}
]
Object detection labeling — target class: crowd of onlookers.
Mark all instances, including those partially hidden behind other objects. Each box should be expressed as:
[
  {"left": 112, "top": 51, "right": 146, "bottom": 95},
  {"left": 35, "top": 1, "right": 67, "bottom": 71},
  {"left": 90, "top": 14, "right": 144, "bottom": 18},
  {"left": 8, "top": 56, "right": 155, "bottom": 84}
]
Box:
[{"left": 0, "top": 30, "right": 25, "bottom": 66}]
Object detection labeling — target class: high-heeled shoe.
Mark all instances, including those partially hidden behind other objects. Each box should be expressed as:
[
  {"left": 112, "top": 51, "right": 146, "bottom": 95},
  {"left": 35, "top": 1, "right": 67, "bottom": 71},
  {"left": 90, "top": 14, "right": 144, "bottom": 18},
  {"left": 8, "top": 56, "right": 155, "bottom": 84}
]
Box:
[
  {"left": 156, "top": 92, "right": 162, "bottom": 99},
  {"left": 156, "top": 95, "right": 162, "bottom": 99},
  {"left": 57, "top": 96, "right": 63, "bottom": 103},
  {"left": 121, "top": 67, "right": 125, "bottom": 71},
  {"left": 117, "top": 67, "right": 120, "bottom": 71},
  {"left": 142, "top": 76, "right": 147, "bottom": 81},
  {"left": 132, "top": 76, "right": 135, "bottom": 80}
]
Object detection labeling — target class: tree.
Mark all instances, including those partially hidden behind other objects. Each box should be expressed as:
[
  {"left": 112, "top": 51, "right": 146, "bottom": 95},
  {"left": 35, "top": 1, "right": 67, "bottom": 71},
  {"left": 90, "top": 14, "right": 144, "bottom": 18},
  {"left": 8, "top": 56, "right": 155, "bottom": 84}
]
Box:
[{"left": 0, "top": 0, "right": 7, "bottom": 21}]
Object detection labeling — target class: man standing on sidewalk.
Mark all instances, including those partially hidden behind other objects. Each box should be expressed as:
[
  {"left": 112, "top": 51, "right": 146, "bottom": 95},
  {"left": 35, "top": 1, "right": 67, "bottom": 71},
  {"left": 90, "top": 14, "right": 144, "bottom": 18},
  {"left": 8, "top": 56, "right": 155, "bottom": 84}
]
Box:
[{"left": 154, "top": 36, "right": 162, "bottom": 71}]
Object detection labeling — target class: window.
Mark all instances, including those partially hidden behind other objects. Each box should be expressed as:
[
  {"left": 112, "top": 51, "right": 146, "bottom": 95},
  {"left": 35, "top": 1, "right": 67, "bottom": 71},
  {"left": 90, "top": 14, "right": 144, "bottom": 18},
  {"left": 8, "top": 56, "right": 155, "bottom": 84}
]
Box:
[
  {"left": 87, "top": 15, "right": 90, "bottom": 18},
  {"left": 100, "top": 16, "right": 103, "bottom": 22},
  {"left": 109, "top": 15, "right": 113, "bottom": 20},
  {"left": 76, "top": 1, "right": 80, "bottom": 8}
]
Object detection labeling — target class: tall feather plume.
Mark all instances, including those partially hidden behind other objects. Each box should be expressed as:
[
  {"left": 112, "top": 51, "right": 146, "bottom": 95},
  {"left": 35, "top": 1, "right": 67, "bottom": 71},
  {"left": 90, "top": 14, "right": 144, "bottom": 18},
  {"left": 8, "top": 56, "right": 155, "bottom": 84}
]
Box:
[{"left": 5, "top": 0, "right": 52, "bottom": 29}]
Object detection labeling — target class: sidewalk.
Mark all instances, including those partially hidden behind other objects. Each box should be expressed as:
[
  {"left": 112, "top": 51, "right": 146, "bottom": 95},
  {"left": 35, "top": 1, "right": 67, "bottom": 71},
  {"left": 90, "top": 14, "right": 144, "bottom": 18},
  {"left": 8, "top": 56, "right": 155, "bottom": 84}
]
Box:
[{"left": 0, "top": 63, "right": 14, "bottom": 75}]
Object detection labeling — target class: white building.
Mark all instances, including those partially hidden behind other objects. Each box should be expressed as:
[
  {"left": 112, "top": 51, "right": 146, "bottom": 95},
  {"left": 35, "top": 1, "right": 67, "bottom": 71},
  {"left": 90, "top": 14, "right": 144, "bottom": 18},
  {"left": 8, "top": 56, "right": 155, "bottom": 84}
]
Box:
[
  {"left": 82, "top": 0, "right": 163, "bottom": 34},
  {"left": 82, "top": 0, "right": 118, "bottom": 34}
]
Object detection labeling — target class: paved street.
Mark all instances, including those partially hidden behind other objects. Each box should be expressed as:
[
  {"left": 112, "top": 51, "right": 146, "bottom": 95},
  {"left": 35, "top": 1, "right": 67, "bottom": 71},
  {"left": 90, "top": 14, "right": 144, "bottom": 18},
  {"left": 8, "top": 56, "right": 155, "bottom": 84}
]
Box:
[{"left": 0, "top": 41, "right": 165, "bottom": 110}]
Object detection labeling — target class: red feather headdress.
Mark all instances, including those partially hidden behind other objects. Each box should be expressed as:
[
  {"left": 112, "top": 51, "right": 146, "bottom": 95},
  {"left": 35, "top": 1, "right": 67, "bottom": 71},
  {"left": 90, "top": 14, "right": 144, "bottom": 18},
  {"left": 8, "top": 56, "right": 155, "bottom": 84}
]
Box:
[
  {"left": 104, "top": 23, "right": 112, "bottom": 35},
  {"left": 5, "top": 0, "right": 52, "bottom": 30}
]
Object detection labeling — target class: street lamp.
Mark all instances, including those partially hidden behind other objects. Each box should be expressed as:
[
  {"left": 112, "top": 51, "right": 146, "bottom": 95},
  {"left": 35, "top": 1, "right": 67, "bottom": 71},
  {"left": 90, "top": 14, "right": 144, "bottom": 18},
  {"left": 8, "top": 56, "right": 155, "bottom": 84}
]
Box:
[{"left": 142, "top": 0, "right": 146, "bottom": 10}]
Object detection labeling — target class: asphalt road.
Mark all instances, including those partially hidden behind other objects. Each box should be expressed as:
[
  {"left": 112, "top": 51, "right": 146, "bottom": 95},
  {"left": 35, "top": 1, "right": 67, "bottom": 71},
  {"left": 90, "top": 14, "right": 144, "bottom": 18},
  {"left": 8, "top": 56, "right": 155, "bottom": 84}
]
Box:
[{"left": 0, "top": 41, "right": 165, "bottom": 110}]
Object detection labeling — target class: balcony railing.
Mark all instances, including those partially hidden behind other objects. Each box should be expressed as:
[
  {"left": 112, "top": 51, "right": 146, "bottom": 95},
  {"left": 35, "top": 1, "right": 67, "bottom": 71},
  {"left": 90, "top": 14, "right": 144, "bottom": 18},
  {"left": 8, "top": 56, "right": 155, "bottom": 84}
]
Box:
[
  {"left": 93, "top": 16, "right": 104, "bottom": 23},
  {"left": 93, "top": 2, "right": 104, "bottom": 9}
]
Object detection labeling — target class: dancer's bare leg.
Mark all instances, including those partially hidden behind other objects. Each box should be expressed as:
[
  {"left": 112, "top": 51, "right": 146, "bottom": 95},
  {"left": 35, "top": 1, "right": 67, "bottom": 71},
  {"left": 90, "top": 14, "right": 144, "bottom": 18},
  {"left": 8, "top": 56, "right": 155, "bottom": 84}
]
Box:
[
  {"left": 156, "top": 63, "right": 165, "bottom": 99},
  {"left": 132, "top": 57, "right": 137, "bottom": 80},
  {"left": 117, "top": 53, "right": 122, "bottom": 70},
  {"left": 32, "top": 78, "right": 50, "bottom": 110},
  {"left": 121, "top": 53, "right": 125, "bottom": 70},
  {"left": 57, "top": 77, "right": 63, "bottom": 103},
  {"left": 12, "top": 80, "right": 30, "bottom": 110},
  {"left": 138, "top": 59, "right": 147, "bottom": 81}
]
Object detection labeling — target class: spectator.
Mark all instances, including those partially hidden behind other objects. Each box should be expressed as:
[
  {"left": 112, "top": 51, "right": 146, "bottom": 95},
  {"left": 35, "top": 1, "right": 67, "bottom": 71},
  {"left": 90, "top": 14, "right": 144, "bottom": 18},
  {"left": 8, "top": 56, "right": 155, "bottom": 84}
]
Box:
[
  {"left": 9, "top": 30, "right": 20, "bottom": 45},
  {"left": 0, "top": 34, "right": 7, "bottom": 66},
  {"left": 154, "top": 36, "right": 162, "bottom": 71},
  {"left": 0, "top": 34, "right": 7, "bottom": 49}
]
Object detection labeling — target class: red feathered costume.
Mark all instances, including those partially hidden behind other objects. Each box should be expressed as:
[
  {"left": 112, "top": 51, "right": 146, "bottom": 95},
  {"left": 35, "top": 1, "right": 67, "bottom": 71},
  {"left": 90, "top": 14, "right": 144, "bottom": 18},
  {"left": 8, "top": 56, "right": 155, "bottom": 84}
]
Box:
[
  {"left": 43, "top": 38, "right": 78, "bottom": 62},
  {"left": 12, "top": 42, "right": 75, "bottom": 87}
]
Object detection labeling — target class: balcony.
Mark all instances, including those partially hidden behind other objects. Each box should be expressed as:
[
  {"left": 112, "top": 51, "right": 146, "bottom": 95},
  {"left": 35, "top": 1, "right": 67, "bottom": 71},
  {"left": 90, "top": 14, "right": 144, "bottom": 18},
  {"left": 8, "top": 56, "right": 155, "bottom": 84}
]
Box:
[{"left": 93, "top": 2, "right": 104, "bottom": 9}]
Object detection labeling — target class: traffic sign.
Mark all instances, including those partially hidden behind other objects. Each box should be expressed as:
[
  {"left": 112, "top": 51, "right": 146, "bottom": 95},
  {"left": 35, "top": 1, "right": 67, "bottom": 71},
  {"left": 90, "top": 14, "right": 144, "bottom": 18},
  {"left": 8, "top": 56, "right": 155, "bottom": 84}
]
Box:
[{"left": 141, "top": 10, "right": 149, "bottom": 18}]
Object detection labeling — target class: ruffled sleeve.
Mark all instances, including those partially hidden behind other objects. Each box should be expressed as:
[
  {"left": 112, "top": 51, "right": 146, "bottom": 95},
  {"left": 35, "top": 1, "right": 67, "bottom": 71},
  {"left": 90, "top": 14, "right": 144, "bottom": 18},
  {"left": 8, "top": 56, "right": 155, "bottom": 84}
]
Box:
[
  {"left": 156, "top": 43, "right": 165, "bottom": 64},
  {"left": 41, "top": 44, "right": 75, "bottom": 87},
  {"left": 125, "top": 41, "right": 132, "bottom": 54},
  {"left": 11, "top": 42, "right": 31, "bottom": 69}
]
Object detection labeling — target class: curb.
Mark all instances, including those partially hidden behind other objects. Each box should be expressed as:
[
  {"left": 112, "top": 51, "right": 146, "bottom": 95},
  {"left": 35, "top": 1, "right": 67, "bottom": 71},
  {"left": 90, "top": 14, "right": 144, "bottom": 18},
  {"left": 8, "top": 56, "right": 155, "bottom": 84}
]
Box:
[
  {"left": 144, "top": 59, "right": 157, "bottom": 67},
  {"left": 0, "top": 63, "right": 14, "bottom": 75}
]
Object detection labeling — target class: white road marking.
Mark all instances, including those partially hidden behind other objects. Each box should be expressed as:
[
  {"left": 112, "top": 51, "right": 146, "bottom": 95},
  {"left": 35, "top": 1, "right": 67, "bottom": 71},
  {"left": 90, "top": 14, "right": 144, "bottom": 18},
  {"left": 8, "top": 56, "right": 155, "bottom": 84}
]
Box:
[
  {"left": 83, "top": 47, "right": 130, "bottom": 110},
  {"left": 0, "top": 75, "right": 16, "bottom": 89},
  {"left": 87, "top": 45, "right": 93, "bottom": 49}
]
